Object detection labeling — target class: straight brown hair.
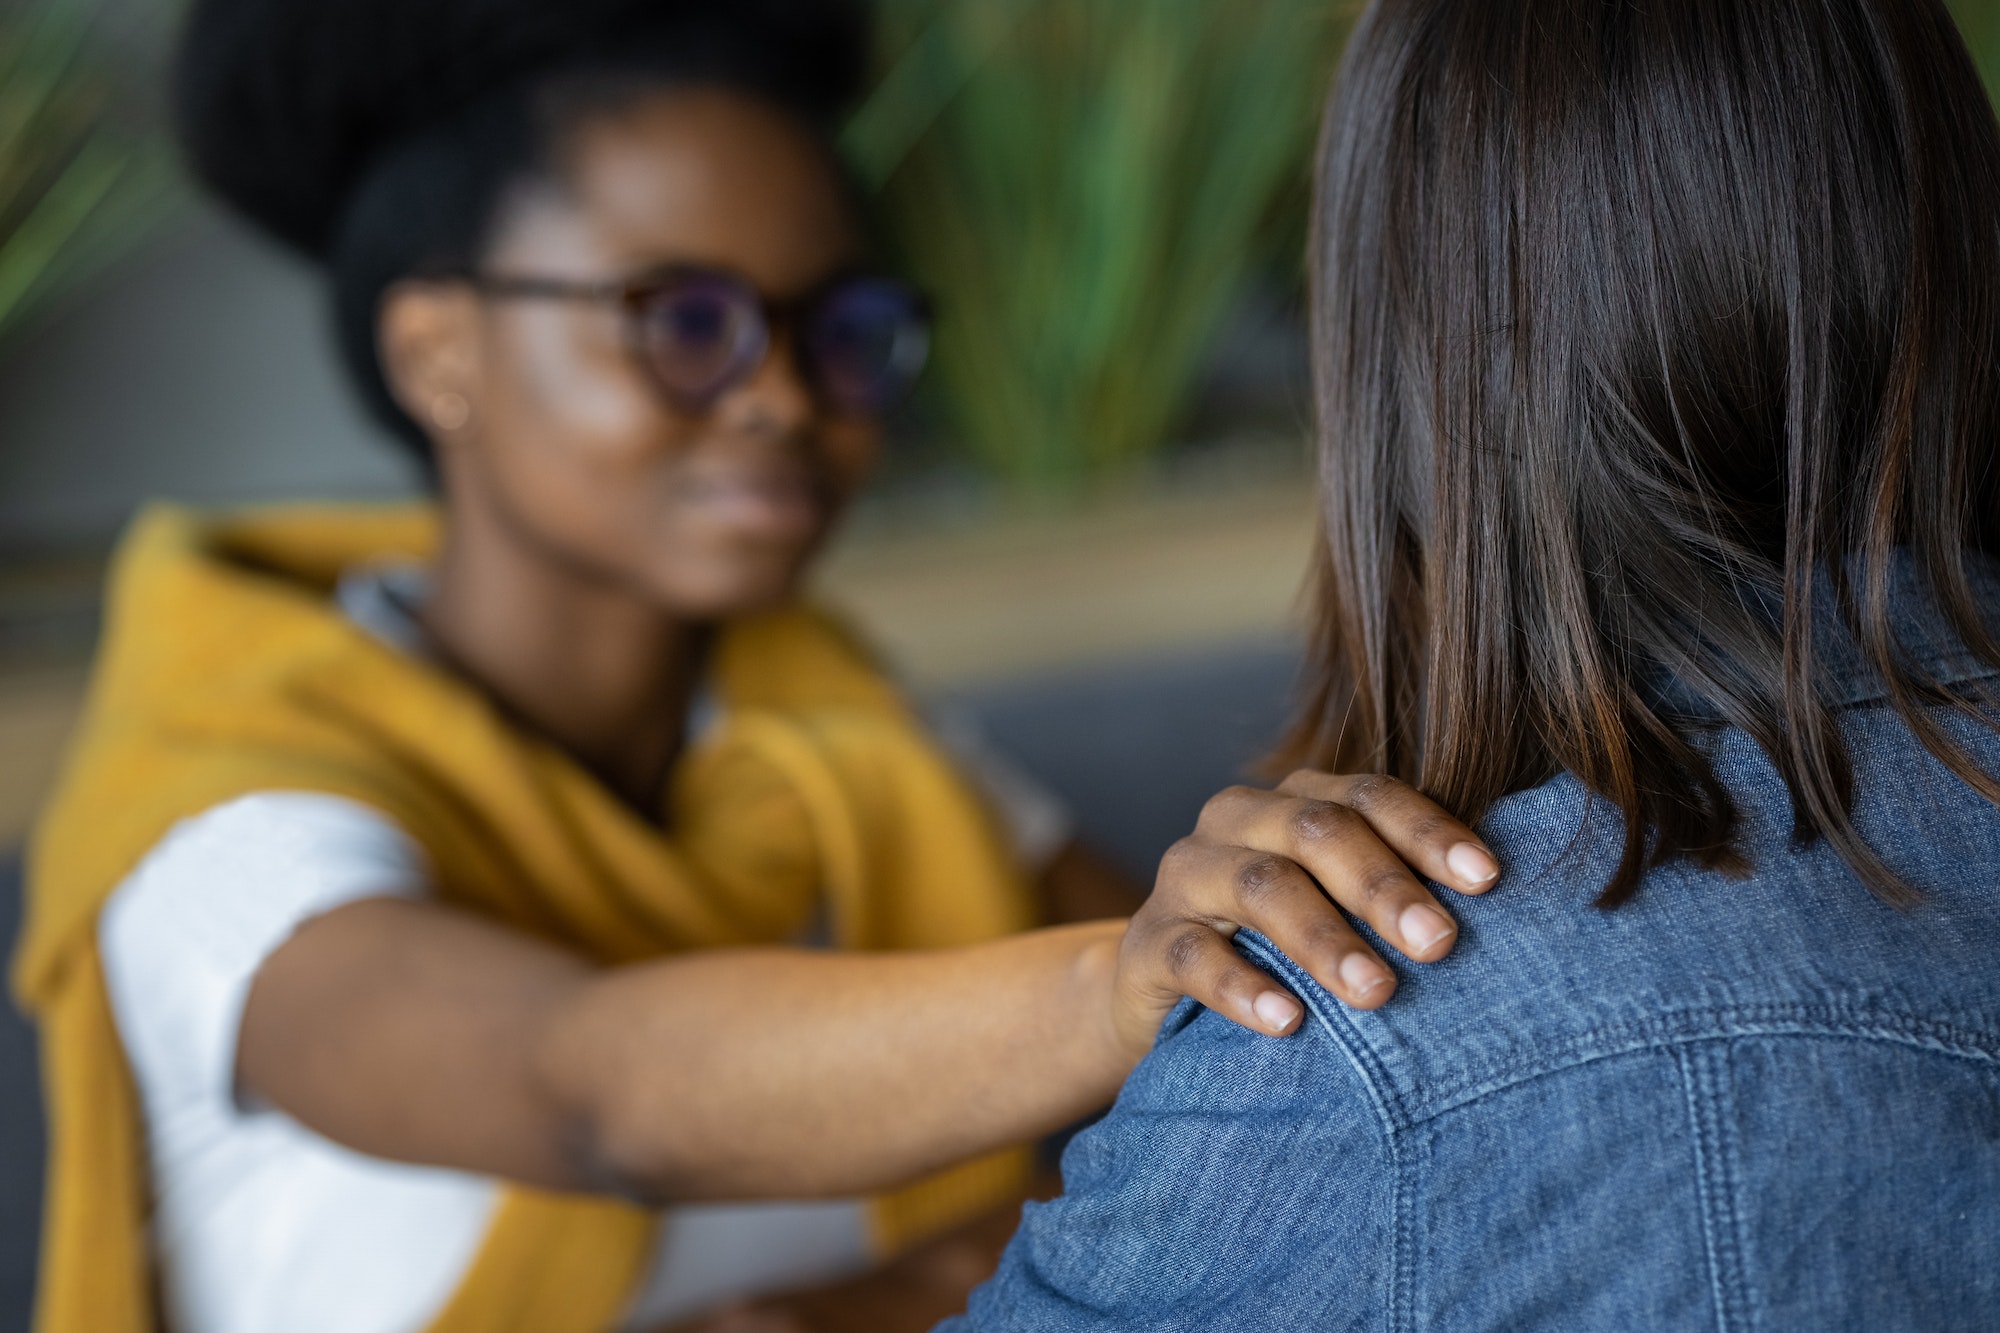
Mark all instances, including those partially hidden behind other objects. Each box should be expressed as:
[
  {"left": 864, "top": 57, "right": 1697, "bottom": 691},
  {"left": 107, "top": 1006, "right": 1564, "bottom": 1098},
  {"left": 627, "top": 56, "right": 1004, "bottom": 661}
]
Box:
[{"left": 1284, "top": 0, "right": 2000, "bottom": 905}]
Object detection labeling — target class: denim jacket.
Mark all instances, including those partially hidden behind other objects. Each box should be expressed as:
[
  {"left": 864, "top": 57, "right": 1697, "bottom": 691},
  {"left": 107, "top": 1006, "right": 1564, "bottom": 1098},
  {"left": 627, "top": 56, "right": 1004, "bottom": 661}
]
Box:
[{"left": 948, "top": 575, "right": 2000, "bottom": 1332}]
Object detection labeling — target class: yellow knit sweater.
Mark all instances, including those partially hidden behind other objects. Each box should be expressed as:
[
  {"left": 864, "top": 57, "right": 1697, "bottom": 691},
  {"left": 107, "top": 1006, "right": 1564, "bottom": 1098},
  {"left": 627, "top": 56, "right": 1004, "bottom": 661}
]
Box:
[{"left": 10, "top": 504, "right": 1036, "bottom": 1333}]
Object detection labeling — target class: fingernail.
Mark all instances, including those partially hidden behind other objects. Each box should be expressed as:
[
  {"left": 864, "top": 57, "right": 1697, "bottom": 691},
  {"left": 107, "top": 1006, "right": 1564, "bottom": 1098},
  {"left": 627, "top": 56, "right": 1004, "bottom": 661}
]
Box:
[
  {"left": 1447, "top": 842, "right": 1499, "bottom": 889},
  {"left": 1399, "top": 903, "right": 1456, "bottom": 955},
  {"left": 1339, "top": 953, "right": 1392, "bottom": 998},
  {"left": 1254, "top": 991, "right": 1302, "bottom": 1032}
]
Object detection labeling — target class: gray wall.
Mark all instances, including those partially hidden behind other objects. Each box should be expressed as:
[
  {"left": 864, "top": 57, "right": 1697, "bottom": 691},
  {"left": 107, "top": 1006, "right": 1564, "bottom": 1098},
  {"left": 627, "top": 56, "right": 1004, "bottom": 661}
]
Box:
[{"left": 0, "top": 208, "right": 420, "bottom": 554}]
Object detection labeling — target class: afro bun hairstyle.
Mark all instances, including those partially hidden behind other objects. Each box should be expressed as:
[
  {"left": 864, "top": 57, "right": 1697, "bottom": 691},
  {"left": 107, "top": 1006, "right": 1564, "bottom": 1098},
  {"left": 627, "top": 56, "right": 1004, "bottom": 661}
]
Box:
[
  {"left": 175, "top": 0, "right": 870, "bottom": 258},
  {"left": 172, "top": 0, "right": 870, "bottom": 459}
]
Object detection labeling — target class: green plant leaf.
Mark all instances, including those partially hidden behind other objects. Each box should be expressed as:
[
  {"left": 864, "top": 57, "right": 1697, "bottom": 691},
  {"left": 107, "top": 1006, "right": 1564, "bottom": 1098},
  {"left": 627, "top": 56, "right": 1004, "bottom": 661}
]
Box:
[
  {"left": 0, "top": 0, "right": 181, "bottom": 346},
  {"left": 861, "top": 0, "right": 1345, "bottom": 497},
  {"left": 0, "top": 135, "right": 126, "bottom": 331}
]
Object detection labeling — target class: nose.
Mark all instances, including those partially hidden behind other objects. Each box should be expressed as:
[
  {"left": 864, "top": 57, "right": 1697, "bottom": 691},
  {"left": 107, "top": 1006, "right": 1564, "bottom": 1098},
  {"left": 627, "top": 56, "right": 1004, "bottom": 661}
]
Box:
[{"left": 713, "top": 328, "right": 816, "bottom": 439}]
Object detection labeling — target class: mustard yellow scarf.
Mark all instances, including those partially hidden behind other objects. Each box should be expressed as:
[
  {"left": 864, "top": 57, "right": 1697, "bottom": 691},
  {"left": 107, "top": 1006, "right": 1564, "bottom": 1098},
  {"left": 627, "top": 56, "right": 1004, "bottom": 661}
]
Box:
[{"left": 11, "top": 504, "right": 1035, "bottom": 1333}]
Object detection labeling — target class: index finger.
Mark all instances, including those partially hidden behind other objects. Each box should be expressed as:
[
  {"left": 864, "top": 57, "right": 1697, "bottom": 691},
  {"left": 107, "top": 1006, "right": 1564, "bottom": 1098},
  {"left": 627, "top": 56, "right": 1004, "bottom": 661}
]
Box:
[{"left": 1277, "top": 771, "right": 1501, "bottom": 895}]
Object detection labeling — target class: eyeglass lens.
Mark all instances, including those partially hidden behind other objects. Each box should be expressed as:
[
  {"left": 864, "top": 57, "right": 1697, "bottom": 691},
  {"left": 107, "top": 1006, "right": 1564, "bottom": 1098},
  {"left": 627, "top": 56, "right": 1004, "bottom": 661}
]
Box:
[
  {"left": 804, "top": 279, "right": 932, "bottom": 415},
  {"left": 634, "top": 272, "right": 770, "bottom": 408},
  {"left": 633, "top": 272, "right": 929, "bottom": 415}
]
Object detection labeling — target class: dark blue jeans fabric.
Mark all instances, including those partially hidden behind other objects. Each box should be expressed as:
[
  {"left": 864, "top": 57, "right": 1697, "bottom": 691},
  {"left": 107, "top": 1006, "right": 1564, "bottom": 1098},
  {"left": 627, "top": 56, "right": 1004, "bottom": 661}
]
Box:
[{"left": 949, "top": 584, "right": 2000, "bottom": 1331}]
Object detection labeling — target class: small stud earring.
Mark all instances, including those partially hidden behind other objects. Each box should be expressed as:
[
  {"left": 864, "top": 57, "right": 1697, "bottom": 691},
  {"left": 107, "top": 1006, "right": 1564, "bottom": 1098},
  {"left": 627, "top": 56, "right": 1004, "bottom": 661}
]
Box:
[{"left": 429, "top": 392, "right": 472, "bottom": 432}]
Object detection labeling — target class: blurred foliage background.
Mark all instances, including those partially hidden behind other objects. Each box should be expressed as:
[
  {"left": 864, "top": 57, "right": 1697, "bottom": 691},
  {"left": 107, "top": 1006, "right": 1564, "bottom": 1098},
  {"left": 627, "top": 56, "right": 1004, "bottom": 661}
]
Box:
[
  {"left": 0, "top": 0, "right": 182, "bottom": 348},
  {"left": 1954, "top": 0, "right": 2000, "bottom": 87},
  {"left": 846, "top": 0, "right": 1347, "bottom": 499},
  {"left": 5, "top": 0, "right": 2000, "bottom": 502}
]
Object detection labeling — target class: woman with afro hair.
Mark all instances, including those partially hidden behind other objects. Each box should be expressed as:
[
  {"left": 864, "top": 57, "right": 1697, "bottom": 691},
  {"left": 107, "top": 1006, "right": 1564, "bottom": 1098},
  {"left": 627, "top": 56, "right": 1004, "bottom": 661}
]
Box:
[{"left": 12, "top": 1, "right": 1504, "bottom": 1330}]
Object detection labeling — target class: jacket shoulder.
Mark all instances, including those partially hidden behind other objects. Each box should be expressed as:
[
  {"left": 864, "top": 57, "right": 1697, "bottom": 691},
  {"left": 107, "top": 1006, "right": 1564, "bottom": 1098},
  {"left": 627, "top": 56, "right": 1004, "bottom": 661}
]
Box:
[{"left": 952, "top": 994, "right": 1395, "bottom": 1332}]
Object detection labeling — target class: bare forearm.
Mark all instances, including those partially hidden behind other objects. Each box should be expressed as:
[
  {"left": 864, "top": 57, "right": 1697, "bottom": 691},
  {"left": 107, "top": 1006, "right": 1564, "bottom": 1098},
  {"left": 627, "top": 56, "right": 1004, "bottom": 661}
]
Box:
[
  {"left": 246, "top": 768, "right": 1503, "bottom": 1211},
  {"left": 536, "top": 920, "right": 1135, "bottom": 1201}
]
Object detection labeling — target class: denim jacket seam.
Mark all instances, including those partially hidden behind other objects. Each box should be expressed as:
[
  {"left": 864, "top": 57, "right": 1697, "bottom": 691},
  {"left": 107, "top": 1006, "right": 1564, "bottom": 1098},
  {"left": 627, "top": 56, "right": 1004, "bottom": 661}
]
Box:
[
  {"left": 1236, "top": 935, "right": 1408, "bottom": 1133},
  {"left": 1393, "top": 1123, "right": 1425, "bottom": 1333},
  {"left": 1234, "top": 934, "right": 2000, "bottom": 1128},
  {"left": 1383, "top": 1128, "right": 1412, "bottom": 1333},
  {"left": 1236, "top": 933, "right": 1416, "bottom": 1333},
  {"left": 1676, "top": 1044, "right": 1754, "bottom": 1333},
  {"left": 1401, "top": 1006, "right": 2000, "bottom": 1125}
]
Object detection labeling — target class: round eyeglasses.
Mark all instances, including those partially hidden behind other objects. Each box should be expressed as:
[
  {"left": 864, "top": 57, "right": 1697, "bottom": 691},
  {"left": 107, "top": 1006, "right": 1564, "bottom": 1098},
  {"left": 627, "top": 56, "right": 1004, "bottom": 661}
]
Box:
[{"left": 465, "top": 265, "right": 933, "bottom": 417}]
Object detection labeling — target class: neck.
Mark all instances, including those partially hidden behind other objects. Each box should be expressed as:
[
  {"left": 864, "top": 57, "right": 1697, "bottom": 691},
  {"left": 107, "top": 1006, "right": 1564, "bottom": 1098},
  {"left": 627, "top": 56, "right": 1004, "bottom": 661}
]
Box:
[{"left": 421, "top": 503, "right": 706, "bottom": 816}]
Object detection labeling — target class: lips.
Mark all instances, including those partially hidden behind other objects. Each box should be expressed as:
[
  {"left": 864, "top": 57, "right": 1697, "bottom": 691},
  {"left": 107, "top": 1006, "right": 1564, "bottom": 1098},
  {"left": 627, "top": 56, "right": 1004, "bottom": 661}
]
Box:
[{"left": 677, "top": 463, "right": 823, "bottom": 543}]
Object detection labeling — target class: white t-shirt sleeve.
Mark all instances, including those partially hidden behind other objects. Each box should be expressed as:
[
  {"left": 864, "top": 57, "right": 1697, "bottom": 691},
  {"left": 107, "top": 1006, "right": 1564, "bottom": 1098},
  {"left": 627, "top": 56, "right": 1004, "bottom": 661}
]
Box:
[
  {"left": 100, "top": 792, "right": 501, "bottom": 1333},
  {"left": 100, "top": 792, "right": 429, "bottom": 1115},
  {"left": 95, "top": 790, "right": 884, "bottom": 1333}
]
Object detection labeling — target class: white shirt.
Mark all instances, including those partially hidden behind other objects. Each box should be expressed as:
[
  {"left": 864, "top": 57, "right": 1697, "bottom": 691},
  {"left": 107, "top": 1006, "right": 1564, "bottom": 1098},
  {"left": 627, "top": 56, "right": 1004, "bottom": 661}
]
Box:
[{"left": 98, "top": 569, "right": 1073, "bottom": 1333}]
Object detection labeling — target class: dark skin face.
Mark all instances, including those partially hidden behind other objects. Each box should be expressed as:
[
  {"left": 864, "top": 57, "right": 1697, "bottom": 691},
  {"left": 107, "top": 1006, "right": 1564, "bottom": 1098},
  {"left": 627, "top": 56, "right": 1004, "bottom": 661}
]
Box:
[{"left": 377, "top": 87, "right": 879, "bottom": 806}]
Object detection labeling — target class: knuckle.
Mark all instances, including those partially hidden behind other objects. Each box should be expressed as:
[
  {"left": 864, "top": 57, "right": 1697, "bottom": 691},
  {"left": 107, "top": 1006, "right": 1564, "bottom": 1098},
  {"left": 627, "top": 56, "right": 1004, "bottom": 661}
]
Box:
[
  {"left": 1210, "top": 963, "right": 1260, "bottom": 1004},
  {"left": 1156, "top": 836, "right": 1204, "bottom": 880},
  {"left": 1359, "top": 864, "right": 1415, "bottom": 904},
  {"left": 1163, "top": 927, "right": 1213, "bottom": 980},
  {"left": 1195, "top": 785, "right": 1257, "bottom": 830},
  {"left": 1341, "top": 772, "right": 1402, "bottom": 812},
  {"left": 1405, "top": 812, "right": 1453, "bottom": 846},
  {"left": 1234, "top": 854, "right": 1294, "bottom": 903},
  {"left": 1289, "top": 799, "right": 1358, "bottom": 846},
  {"left": 1301, "top": 915, "right": 1358, "bottom": 958},
  {"left": 1280, "top": 768, "right": 1338, "bottom": 798}
]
